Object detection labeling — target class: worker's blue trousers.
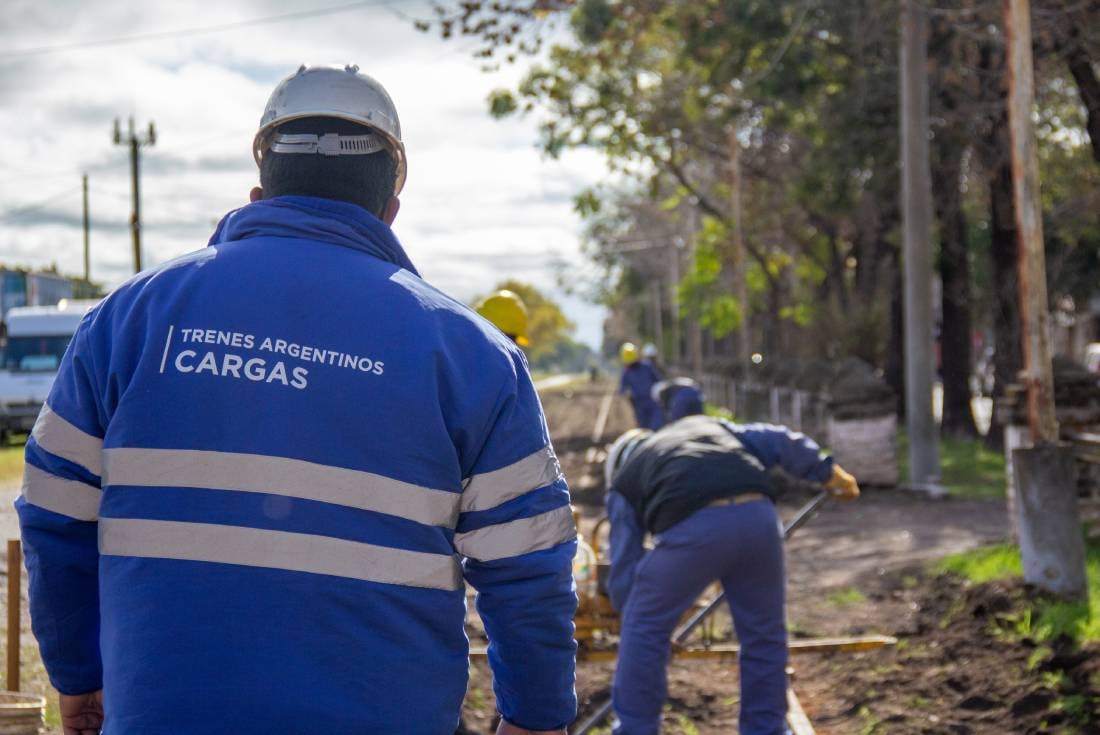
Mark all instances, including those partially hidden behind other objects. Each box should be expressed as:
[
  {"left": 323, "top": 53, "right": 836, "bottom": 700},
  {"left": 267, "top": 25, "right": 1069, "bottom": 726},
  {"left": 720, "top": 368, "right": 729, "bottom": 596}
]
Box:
[
  {"left": 630, "top": 398, "right": 664, "bottom": 431},
  {"left": 612, "top": 500, "right": 789, "bottom": 735}
]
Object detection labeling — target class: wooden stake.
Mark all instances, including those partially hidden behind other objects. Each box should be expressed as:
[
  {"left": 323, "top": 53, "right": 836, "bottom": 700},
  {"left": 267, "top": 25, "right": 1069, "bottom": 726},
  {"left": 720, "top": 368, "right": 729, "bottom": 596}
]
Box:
[
  {"left": 787, "top": 688, "right": 817, "bottom": 735},
  {"left": 7, "top": 539, "right": 21, "bottom": 691}
]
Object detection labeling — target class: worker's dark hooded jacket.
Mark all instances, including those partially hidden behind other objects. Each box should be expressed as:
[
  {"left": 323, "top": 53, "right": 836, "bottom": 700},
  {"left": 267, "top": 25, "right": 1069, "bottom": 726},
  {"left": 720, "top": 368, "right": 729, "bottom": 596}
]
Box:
[{"left": 611, "top": 415, "right": 775, "bottom": 534}]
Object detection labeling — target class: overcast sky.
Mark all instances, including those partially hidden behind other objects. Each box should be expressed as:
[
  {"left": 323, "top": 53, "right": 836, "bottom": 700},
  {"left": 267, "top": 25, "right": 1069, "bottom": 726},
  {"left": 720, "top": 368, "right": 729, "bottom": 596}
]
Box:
[{"left": 0, "top": 0, "right": 609, "bottom": 347}]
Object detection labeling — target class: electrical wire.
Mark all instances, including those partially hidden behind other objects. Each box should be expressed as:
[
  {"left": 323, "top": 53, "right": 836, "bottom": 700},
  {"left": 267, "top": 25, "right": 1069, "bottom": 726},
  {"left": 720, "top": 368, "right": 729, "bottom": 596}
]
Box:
[
  {"left": 0, "top": 0, "right": 397, "bottom": 60},
  {"left": 0, "top": 187, "right": 81, "bottom": 223}
]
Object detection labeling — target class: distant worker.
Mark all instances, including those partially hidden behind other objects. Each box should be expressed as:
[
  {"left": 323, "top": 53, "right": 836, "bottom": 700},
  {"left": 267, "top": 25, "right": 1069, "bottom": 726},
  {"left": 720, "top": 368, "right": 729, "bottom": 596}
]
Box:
[
  {"left": 619, "top": 342, "right": 663, "bottom": 430},
  {"left": 18, "top": 64, "right": 576, "bottom": 735},
  {"left": 651, "top": 377, "right": 704, "bottom": 423},
  {"left": 603, "top": 412, "right": 860, "bottom": 735},
  {"left": 640, "top": 342, "right": 661, "bottom": 371},
  {"left": 476, "top": 289, "right": 530, "bottom": 347}
]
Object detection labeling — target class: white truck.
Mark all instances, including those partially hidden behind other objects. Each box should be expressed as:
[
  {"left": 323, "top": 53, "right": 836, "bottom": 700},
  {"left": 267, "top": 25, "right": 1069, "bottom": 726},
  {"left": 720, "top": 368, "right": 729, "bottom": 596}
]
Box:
[{"left": 0, "top": 299, "right": 98, "bottom": 440}]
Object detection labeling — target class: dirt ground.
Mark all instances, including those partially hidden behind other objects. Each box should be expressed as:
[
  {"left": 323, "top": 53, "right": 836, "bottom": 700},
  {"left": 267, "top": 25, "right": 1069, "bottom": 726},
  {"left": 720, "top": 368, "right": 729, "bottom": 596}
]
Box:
[
  {"left": 459, "top": 383, "right": 1098, "bottom": 734},
  {"left": 4, "top": 380, "right": 1096, "bottom": 733}
]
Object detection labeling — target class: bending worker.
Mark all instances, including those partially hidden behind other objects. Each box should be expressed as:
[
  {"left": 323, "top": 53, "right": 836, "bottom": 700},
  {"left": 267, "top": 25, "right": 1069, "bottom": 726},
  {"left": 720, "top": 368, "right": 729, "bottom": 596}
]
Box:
[
  {"left": 18, "top": 64, "right": 576, "bottom": 735},
  {"left": 651, "top": 377, "right": 704, "bottom": 424},
  {"left": 618, "top": 342, "right": 663, "bottom": 430},
  {"left": 476, "top": 289, "right": 530, "bottom": 347},
  {"left": 603, "top": 411, "right": 859, "bottom": 735}
]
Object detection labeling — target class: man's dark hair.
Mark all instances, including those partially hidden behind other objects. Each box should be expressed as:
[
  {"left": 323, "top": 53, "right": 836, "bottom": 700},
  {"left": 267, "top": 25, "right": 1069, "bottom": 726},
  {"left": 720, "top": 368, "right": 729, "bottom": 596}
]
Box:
[{"left": 259, "top": 117, "right": 396, "bottom": 216}]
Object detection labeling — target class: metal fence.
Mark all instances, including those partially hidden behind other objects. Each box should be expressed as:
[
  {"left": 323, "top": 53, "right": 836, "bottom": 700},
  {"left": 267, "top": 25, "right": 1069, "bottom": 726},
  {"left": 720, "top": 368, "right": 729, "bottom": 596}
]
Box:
[{"left": 699, "top": 373, "right": 830, "bottom": 439}]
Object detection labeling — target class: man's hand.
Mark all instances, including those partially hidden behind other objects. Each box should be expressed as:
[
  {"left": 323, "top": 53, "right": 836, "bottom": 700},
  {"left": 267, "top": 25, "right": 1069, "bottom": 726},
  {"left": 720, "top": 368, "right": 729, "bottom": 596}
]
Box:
[
  {"left": 496, "top": 720, "right": 566, "bottom": 735},
  {"left": 60, "top": 690, "right": 103, "bottom": 735},
  {"left": 824, "top": 464, "right": 860, "bottom": 501}
]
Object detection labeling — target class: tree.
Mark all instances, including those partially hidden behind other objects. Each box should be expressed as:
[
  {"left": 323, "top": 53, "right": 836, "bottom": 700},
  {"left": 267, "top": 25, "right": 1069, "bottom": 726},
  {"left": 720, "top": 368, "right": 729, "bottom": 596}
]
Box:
[{"left": 429, "top": 0, "right": 1100, "bottom": 418}]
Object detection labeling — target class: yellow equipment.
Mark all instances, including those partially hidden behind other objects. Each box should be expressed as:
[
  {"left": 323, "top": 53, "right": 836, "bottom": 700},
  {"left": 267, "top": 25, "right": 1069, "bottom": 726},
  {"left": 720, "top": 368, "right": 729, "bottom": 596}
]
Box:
[
  {"left": 476, "top": 290, "right": 530, "bottom": 346},
  {"left": 620, "top": 342, "right": 639, "bottom": 364}
]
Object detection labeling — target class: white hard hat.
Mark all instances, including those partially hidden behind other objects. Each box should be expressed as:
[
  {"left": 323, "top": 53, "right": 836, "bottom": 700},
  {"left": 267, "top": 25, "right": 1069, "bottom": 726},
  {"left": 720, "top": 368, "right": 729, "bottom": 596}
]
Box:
[
  {"left": 642, "top": 343, "right": 659, "bottom": 358},
  {"left": 604, "top": 429, "right": 652, "bottom": 489},
  {"left": 253, "top": 64, "right": 407, "bottom": 194}
]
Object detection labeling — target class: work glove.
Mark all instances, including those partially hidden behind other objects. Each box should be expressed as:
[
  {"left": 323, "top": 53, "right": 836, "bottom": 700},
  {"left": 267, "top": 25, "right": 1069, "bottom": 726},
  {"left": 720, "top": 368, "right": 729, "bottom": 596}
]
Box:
[{"left": 824, "top": 464, "right": 860, "bottom": 501}]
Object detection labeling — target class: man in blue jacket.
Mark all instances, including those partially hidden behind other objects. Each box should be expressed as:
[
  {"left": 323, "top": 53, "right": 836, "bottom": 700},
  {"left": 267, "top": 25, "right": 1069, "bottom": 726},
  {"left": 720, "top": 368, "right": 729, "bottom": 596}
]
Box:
[
  {"left": 18, "top": 64, "right": 577, "bottom": 735},
  {"left": 618, "top": 343, "right": 663, "bottom": 430},
  {"left": 603, "top": 412, "right": 859, "bottom": 735},
  {"left": 651, "top": 377, "right": 704, "bottom": 424}
]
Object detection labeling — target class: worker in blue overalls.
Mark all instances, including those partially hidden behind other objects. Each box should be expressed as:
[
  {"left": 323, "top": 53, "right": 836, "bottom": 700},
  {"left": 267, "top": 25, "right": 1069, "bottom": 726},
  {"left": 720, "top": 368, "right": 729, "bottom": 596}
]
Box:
[
  {"left": 603, "top": 409, "right": 860, "bottom": 735},
  {"left": 651, "top": 377, "right": 705, "bottom": 424},
  {"left": 618, "top": 342, "right": 663, "bottom": 430}
]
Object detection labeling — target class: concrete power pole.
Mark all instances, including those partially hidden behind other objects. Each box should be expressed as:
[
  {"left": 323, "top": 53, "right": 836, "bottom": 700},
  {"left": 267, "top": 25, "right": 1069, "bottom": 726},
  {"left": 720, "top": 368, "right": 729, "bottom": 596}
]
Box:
[
  {"left": 899, "top": 0, "right": 943, "bottom": 494},
  {"left": 1004, "top": 0, "right": 1087, "bottom": 598},
  {"left": 81, "top": 173, "right": 90, "bottom": 283},
  {"left": 113, "top": 117, "right": 156, "bottom": 274}
]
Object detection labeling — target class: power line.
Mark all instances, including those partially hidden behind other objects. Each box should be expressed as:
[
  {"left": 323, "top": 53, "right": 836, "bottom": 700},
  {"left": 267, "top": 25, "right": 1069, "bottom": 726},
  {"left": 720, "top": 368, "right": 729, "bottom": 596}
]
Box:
[
  {"left": 0, "top": 187, "right": 81, "bottom": 223},
  {"left": 0, "top": 0, "right": 394, "bottom": 60}
]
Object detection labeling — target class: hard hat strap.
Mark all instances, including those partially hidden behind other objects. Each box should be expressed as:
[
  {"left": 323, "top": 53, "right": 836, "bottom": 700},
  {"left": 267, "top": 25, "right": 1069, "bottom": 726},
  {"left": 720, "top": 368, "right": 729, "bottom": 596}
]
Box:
[{"left": 268, "top": 132, "right": 388, "bottom": 156}]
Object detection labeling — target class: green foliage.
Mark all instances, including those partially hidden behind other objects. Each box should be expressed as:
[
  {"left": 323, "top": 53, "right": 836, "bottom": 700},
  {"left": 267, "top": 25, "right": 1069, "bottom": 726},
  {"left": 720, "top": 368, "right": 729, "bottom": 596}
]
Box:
[
  {"left": 826, "top": 587, "right": 867, "bottom": 607},
  {"left": 529, "top": 336, "right": 597, "bottom": 374},
  {"left": 938, "top": 542, "right": 1100, "bottom": 643},
  {"left": 898, "top": 432, "right": 1006, "bottom": 500},
  {"left": 439, "top": 0, "right": 1100, "bottom": 376},
  {"left": 487, "top": 89, "right": 518, "bottom": 118},
  {"left": 937, "top": 544, "right": 1023, "bottom": 583},
  {"left": 677, "top": 234, "right": 743, "bottom": 338},
  {"left": 704, "top": 403, "right": 734, "bottom": 421}
]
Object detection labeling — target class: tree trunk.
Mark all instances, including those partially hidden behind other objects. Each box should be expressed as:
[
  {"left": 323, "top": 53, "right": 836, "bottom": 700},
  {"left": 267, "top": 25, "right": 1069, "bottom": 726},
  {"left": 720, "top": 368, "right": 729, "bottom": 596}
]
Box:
[
  {"left": 885, "top": 248, "right": 906, "bottom": 418},
  {"left": 934, "top": 149, "right": 979, "bottom": 436},
  {"left": 1066, "top": 43, "right": 1100, "bottom": 166},
  {"left": 986, "top": 136, "right": 1023, "bottom": 450}
]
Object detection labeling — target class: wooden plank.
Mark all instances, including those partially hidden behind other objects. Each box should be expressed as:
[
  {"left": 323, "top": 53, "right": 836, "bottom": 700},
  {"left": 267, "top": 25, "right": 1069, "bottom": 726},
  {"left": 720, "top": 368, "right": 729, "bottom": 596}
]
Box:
[
  {"left": 591, "top": 388, "right": 615, "bottom": 444},
  {"left": 787, "top": 688, "right": 816, "bottom": 735},
  {"left": 471, "top": 634, "right": 898, "bottom": 661}
]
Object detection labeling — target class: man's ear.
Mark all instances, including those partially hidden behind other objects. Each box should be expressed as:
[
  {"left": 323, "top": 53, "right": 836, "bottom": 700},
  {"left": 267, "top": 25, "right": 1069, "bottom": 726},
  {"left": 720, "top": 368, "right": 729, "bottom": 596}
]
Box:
[
  {"left": 380, "top": 196, "right": 400, "bottom": 226},
  {"left": 249, "top": 186, "right": 263, "bottom": 203}
]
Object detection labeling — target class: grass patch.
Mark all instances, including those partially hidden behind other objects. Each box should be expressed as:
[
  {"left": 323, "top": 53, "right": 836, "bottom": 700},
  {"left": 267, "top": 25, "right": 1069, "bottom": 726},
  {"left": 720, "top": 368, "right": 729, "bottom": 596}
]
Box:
[
  {"left": 0, "top": 442, "right": 25, "bottom": 484},
  {"left": 937, "top": 544, "right": 1022, "bottom": 582},
  {"left": 899, "top": 431, "right": 1005, "bottom": 499},
  {"left": 937, "top": 542, "right": 1100, "bottom": 643},
  {"left": 826, "top": 587, "right": 867, "bottom": 607}
]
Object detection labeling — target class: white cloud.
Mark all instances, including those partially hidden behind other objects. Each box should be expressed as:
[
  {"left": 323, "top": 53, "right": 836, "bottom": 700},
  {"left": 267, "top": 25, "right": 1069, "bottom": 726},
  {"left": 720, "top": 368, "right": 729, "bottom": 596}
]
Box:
[{"left": 0, "top": 0, "right": 608, "bottom": 347}]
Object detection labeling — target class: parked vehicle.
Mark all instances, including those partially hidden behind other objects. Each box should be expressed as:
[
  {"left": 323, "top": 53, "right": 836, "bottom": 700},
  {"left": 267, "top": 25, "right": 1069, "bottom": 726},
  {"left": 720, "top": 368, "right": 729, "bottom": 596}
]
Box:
[
  {"left": 0, "top": 269, "right": 73, "bottom": 319},
  {"left": 0, "top": 299, "right": 98, "bottom": 440}
]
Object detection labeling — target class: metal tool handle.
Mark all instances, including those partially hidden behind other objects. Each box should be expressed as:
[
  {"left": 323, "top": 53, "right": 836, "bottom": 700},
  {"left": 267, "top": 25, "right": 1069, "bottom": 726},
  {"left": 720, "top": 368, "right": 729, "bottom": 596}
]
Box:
[{"left": 571, "top": 491, "right": 830, "bottom": 735}]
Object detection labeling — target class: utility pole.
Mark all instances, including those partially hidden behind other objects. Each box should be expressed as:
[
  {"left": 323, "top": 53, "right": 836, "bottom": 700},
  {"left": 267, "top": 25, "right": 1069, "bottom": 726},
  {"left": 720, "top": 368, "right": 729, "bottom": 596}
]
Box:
[
  {"left": 668, "top": 237, "right": 682, "bottom": 367},
  {"left": 728, "top": 127, "right": 751, "bottom": 372},
  {"left": 113, "top": 117, "right": 156, "bottom": 273},
  {"left": 81, "top": 173, "right": 90, "bottom": 283},
  {"left": 1004, "top": 0, "right": 1086, "bottom": 598},
  {"left": 687, "top": 204, "right": 704, "bottom": 381},
  {"left": 650, "top": 279, "right": 664, "bottom": 357},
  {"left": 899, "top": 0, "right": 943, "bottom": 494}
]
